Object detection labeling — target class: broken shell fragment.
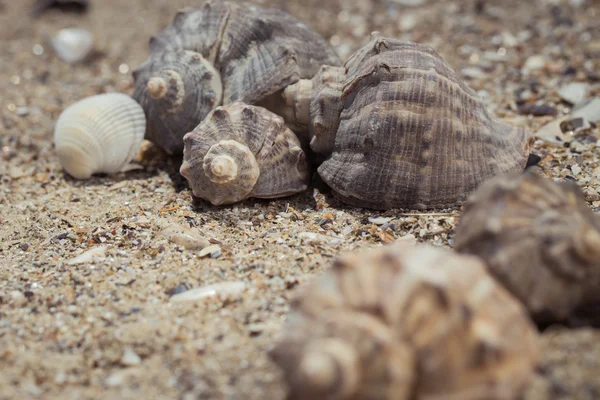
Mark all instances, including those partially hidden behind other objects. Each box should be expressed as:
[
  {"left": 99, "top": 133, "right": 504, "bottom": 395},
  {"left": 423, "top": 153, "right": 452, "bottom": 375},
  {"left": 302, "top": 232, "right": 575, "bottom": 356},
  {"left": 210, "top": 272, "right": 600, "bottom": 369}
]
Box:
[
  {"left": 271, "top": 243, "right": 539, "bottom": 400},
  {"left": 54, "top": 93, "right": 146, "bottom": 179}
]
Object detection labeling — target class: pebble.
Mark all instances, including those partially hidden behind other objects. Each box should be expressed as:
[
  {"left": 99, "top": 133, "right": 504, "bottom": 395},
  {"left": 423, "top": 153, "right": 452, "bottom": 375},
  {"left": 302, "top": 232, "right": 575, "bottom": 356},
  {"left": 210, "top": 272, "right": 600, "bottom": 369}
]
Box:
[
  {"left": 368, "top": 216, "right": 394, "bottom": 225},
  {"left": 534, "top": 116, "right": 570, "bottom": 142},
  {"left": 161, "top": 223, "right": 209, "bottom": 250},
  {"left": 398, "top": 14, "right": 418, "bottom": 32},
  {"left": 169, "top": 281, "right": 246, "bottom": 303},
  {"left": 10, "top": 290, "right": 27, "bottom": 307},
  {"left": 524, "top": 55, "right": 546, "bottom": 71},
  {"left": 572, "top": 98, "right": 600, "bottom": 123},
  {"left": 518, "top": 103, "right": 557, "bottom": 117},
  {"left": 571, "top": 165, "right": 582, "bottom": 176},
  {"left": 461, "top": 67, "right": 485, "bottom": 79},
  {"left": 66, "top": 246, "right": 106, "bottom": 265},
  {"left": 120, "top": 347, "right": 142, "bottom": 366},
  {"left": 198, "top": 244, "right": 222, "bottom": 258},
  {"left": 51, "top": 28, "right": 94, "bottom": 64},
  {"left": 298, "top": 231, "right": 343, "bottom": 246},
  {"left": 558, "top": 83, "right": 589, "bottom": 105},
  {"left": 391, "top": 0, "right": 425, "bottom": 5}
]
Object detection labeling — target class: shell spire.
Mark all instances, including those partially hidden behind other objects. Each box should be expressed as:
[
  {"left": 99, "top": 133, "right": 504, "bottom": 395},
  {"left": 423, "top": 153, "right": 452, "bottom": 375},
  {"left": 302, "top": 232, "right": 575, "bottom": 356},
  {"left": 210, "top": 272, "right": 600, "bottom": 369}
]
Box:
[{"left": 133, "top": 50, "right": 222, "bottom": 154}]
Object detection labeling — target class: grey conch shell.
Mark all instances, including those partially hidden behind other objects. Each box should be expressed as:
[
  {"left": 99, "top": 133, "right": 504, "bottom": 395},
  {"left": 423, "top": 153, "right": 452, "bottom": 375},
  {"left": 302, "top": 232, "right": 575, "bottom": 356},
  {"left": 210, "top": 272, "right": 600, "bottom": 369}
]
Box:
[
  {"left": 283, "top": 36, "right": 534, "bottom": 210},
  {"left": 54, "top": 93, "right": 146, "bottom": 179},
  {"left": 180, "top": 103, "right": 310, "bottom": 205},
  {"left": 132, "top": 1, "right": 341, "bottom": 154},
  {"left": 454, "top": 170, "right": 600, "bottom": 325},
  {"left": 270, "top": 242, "right": 539, "bottom": 400}
]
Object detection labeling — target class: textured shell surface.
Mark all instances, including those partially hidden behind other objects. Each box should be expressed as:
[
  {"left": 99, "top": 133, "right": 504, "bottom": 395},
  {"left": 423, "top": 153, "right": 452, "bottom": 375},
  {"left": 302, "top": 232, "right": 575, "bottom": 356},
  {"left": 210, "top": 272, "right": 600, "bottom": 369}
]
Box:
[
  {"left": 312, "top": 37, "right": 533, "bottom": 210},
  {"left": 271, "top": 242, "right": 539, "bottom": 400},
  {"left": 180, "top": 103, "right": 310, "bottom": 205},
  {"left": 133, "top": 0, "right": 341, "bottom": 154},
  {"left": 54, "top": 93, "right": 146, "bottom": 179},
  {"left": 454, "top": 170, "right": 600, "bottom": 324}
]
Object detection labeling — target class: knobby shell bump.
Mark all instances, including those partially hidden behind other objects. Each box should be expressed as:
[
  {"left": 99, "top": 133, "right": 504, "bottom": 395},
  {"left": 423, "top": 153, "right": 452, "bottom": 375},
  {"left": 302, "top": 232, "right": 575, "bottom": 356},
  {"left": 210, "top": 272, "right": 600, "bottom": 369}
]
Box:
[
  {"left": 271, "top": 242, "right": 539, "bottom": 400},
  {"left": 454, "top": 170, "right": 600, "bottom": 325},
  {"left": 180, "top": 103, "right": 310, "bottom": 205},
  {"left": 54, "top": 93, "right": 146, "bottom": 180}
]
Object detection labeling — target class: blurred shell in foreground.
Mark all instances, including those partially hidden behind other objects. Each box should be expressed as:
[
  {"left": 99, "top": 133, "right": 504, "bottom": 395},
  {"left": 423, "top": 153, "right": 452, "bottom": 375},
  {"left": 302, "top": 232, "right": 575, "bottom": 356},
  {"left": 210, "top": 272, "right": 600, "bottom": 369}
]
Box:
[
  {"left": 271, "top": 243, "right": 539, "bottom": 400},
  {"left": 54, "top": 93, "right": 146, "bottom": 179},
  {"left": 454, "top": 171, "right": 600, "bottom": 325}
]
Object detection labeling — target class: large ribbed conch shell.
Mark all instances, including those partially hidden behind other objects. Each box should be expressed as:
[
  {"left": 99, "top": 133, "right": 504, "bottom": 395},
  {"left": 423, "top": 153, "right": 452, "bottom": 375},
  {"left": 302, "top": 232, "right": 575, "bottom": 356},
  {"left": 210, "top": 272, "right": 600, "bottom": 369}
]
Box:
[
  {"left": 271, "top": 243, "right": 539, "bottom": 400},
  {"left": 283, "top": 36, "right": 534, "bottom": 210},
  {"left": 132, "top": 1, "right": 341, "bottom": 154},
  {"left": 54, "top": 93, "right": 146, "bottom": 179},
  {"left": 180, "top": 103, "right": 310, "bottom": 205},
  {"left": 454, "top": 170, "right": 600, "bottom": 325}
]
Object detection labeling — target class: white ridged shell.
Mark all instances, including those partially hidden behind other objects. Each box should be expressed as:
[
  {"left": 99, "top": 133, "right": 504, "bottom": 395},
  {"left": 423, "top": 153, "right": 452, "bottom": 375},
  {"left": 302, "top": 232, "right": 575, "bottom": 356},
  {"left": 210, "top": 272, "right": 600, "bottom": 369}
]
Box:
[{"left": 54, "top": 93, "right": 146, "bottom": 179}]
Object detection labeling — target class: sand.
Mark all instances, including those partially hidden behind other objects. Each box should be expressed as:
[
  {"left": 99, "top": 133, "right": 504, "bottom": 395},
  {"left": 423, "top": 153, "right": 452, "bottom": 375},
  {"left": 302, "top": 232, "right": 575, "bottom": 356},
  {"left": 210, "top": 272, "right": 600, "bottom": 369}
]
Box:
[{"left": 1, "top": 0, "right": 600, "bottom": 399}]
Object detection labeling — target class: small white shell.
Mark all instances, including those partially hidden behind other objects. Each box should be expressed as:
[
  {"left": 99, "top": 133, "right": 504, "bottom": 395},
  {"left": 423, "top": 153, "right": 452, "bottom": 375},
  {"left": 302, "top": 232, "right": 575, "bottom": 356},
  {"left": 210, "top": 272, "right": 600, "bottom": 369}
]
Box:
[
  {"left": 54, "top": 93, "right": 146, "bottom": 179},
  {"left": 51, "top": 28, "right": 94, "bottom": 64}
]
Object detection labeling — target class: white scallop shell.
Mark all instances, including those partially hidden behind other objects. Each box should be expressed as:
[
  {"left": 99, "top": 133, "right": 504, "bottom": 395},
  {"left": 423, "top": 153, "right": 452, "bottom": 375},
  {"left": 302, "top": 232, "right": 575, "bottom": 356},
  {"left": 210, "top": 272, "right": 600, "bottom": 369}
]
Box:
[{"left": 54, "top": 93, "right": 146, "bottom": 179}]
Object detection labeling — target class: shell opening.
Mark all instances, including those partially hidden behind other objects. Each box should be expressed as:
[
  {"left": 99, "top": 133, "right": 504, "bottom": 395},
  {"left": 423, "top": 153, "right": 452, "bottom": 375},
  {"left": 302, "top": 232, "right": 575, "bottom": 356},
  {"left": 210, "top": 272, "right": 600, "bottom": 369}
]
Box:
[
  {"left": 147, "top": 77, "right": 168, "bottom": 99},
  {"left": 207, "top": 155, "right": 238, "bottom": 183}
]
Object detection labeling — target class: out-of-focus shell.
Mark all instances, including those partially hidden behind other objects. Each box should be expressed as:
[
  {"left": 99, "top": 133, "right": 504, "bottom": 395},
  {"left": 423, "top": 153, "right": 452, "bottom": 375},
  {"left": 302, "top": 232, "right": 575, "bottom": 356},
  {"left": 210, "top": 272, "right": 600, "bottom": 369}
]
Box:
[
  {"left": 271, "top": 243, "right": 539, "bottom": 400},
  {"left": 454, "top": 171, "right": 600, "bottom": 324},
  {"left": 180, "top": 103, "right": 310, "bottom": 205},
  {"left": 54, "top": 93, "right": 146, "bottom": 179},
  {"left": 133, "top": 1, "right": 341, "bottom": 154},
  {"left": 303, "top": 36, "right": 532, "bottom": 210}
]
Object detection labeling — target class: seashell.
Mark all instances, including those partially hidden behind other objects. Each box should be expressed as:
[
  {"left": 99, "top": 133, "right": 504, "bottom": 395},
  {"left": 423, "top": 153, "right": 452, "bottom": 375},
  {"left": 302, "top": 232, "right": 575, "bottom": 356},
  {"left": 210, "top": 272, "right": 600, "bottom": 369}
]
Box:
[
  {"left": 54, "top": 93, "right": 146, "bottom": 179},
  {"left": 454, "top": 170, "right": 600, "bottom": 325},
  {"left": 132, "top": 1, "right": 341, "bottom": 154},
  {"left": 270, "top": 243, "right": 539, "bottom": 400},
  {"left": 180, "top": 103, "right": 310, "bottom": 205},
  {"left": 282, "top": 36, "right": 534, "bottom": 210},
  {"left": 50, "top": 28, "right": 94, "bottom": 64}
]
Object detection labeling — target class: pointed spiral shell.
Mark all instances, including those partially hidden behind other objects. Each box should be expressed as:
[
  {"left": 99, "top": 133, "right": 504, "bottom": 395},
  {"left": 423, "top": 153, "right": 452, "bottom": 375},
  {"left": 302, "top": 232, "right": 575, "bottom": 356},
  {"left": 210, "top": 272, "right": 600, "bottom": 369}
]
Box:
[
  {"left": 454, "top": 170, "right": 600, "bottom": 324},
  {"left": 133, "top": 50, "right": 222, "bottom": 154},
  {"left": 180, "top": 103, "right": 310, "bottom": 205},
  {"left": 53, "top": 93, "right": 146, "bottom": 179},
  {"left": 271, "top": 243, "right": 539, "bottom": 400}
]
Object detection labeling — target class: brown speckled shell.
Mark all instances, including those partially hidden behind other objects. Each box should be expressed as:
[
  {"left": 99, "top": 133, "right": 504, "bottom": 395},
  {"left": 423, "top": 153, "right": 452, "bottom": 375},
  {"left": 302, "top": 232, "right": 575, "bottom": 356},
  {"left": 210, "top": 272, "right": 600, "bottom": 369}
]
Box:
[
  {"left": 271, "top": 243, "right": 539, "bottom": 400},
  {"left": 315, "top": 37, "right": 533, "bottom": 210},
  {"left": 133, "top": 1, "right": 341, "bottom": 154},
  {"left": 180, "top": 103, "right": 310, "bottom": 205},
  {"left": 454, "top": 171, "right": 600, "bottom": 325}
]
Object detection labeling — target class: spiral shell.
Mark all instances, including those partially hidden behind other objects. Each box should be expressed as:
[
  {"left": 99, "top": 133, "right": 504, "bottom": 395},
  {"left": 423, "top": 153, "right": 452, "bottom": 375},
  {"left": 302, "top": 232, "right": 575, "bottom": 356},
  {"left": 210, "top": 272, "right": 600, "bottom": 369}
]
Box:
[
  {"left": 283, "top": 36, "right": 533, "bottom": 210},
  {"left": 133, "top": 1, "right": 341, "bottom": 154},
  {"left": 271, "top": 243, "right": 539, "bottom": 400},
  {"left": 180, "top": 103, "right": 310, "bottom": 205},
  {"left": 54, "top": 93, "right": 146, "bottom": 179},
  {"left": 454, "top": 171, "right": 600, "bottom": 324}
]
